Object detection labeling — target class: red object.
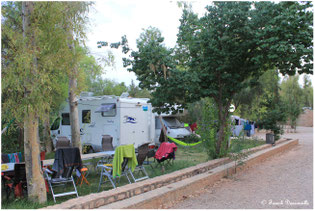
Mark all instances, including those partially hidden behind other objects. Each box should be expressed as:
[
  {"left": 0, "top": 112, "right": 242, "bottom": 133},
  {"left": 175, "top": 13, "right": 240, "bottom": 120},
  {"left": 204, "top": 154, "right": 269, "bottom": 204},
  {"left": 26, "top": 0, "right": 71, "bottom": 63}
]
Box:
[
  {"left": 148, "top": 145, "right": 155, "bottom": 149},
  {"left": 14, "top": 183, "right": 23, "bottom": 198},
  {"left": 155, "top": 142, "right": 177, "bottom": 160},
  {"left": 190, "top": 122, "right": 197, "bottom": 132},
  {"left": 45, "top": 179, "right": 49, "bottom": 193},
  {"left": 40, "top": 151, "right": 46, "bottom": 161}
]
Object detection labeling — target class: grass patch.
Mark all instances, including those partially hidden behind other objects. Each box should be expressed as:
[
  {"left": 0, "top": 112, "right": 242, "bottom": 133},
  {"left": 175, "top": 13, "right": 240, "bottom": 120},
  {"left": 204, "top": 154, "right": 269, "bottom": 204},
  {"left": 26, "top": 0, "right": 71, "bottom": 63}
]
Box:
[{"left": 1, "top": 137, "right": 263, "bottom": 209}]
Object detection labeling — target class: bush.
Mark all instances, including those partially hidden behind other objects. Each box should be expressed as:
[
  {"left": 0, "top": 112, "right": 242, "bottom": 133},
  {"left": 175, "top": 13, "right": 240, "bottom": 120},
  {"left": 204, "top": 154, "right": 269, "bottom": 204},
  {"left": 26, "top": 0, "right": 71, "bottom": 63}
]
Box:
[{"left": 196, "top": 98, "right": 219, "bottom": 159}]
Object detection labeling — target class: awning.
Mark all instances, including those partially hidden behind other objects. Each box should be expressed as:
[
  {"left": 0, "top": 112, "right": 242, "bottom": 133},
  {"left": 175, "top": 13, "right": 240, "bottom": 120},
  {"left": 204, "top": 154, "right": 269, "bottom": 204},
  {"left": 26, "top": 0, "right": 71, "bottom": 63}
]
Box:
[{"left": 95, "top": 104, "right": 115, "bottom": 113}]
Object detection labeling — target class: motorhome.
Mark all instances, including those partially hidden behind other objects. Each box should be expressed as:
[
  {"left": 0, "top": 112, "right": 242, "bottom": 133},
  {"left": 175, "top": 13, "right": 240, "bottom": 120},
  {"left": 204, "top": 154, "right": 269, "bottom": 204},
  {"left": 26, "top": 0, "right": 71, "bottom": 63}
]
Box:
[
  {"left": 154, "top": 115, "right": 192, "bottom": 144},
  {"left": 50, "top": 93, "right": 155, "bottom": 152}
]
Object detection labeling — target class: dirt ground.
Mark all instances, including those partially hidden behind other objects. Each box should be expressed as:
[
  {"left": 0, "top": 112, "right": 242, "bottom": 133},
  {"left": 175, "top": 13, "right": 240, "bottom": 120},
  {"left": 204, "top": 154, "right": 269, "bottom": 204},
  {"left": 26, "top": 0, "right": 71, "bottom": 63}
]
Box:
[{"left": 169, "top": 126, "right": 313, "bottom": 209}]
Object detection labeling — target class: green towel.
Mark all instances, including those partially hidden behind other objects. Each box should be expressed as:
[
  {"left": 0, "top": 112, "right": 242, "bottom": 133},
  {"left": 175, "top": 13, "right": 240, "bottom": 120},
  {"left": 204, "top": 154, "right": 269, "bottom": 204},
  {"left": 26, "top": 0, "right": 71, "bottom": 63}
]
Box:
[{"left": 112, "top": 144, "right": 138, "bottom": 178}]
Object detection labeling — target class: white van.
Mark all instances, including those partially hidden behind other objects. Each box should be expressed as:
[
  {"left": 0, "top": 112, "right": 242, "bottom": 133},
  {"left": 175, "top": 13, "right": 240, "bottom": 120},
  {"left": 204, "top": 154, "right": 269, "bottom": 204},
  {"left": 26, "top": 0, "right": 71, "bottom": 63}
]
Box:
[
  {"left": 154, "top": 115, "right": 192, "bottom": 144},
  {"left": 50, "top": 93, "right": 155, "bottom": 152}
]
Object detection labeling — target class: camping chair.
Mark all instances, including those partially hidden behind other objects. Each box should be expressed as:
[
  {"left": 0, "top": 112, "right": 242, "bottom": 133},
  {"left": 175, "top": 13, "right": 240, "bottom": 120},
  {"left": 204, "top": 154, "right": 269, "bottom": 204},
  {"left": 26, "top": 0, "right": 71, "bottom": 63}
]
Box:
[
  {"left": 155, "top": 142, "right": 178, "bottom": 168},
  {"left": 55, "top": 136, "right": 71, "bottom": 149},
  {"left": 102, "top": 135, "right": 114, "bottom": 151},
  {"left": 97, "top": 157, "right": 130, "bottom": 191},
  {"left": 44, "top": 147, "right": 81, "bottom": 203},
  {"left": 98, "top": 135, "right": 115, "bottom": 165},
  {"left": 143, "top": 147, "right": 157, "bottom": 170},
  {"left": 13, "top": 163, "right": 27, "bottom": 198},
  {"left": 97, "top": 144, "right": 138, "bottom": 191},
  {"left": 2, "top": 163, "right": 27, "bottom": 200},
  {"left": 129, "top": 143, "right": 150, "bottom": 182}
]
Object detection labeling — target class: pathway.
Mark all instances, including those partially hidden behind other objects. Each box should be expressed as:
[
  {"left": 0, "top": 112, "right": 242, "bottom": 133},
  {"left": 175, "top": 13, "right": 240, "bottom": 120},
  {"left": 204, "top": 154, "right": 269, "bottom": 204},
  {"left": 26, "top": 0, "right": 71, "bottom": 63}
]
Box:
[{"left": 170, "top": 126, "right": 313, "bottom": 209}]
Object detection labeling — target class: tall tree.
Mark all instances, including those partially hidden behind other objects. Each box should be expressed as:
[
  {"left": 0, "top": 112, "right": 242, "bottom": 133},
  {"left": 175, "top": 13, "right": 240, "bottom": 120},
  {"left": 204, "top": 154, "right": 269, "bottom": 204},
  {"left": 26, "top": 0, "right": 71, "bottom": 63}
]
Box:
[
  {"left": 115, "top": 2, "right": 312, "bottom": 158},
  {"left": 301, "top": 75, "right": 313, "bottom": 108},
  {"left": 64, "top": 2, "right": 92, "bottom": 153},
  {"left": 22, "top": 1, "right": 47, "bottom": 203},
  {"left": 128, "top": 80, "right": 151, "bottom": 98},
  {"left": 250, "top": 69, "right": 287, "bottom": 138},
  {"left": 280, "top": 75, "right": 303, "bottom": 130},
  {"left": 2, "top": 2, "right": 92, "bottom": 202}
]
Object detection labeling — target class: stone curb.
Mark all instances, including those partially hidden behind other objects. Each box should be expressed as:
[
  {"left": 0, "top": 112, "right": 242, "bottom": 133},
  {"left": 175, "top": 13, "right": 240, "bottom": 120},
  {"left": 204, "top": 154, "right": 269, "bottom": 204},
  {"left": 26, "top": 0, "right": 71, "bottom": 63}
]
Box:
[
  {"left": 100, "top": 139, "right": 298, "bottom": 209},
  {"left": 44, "top": 138, "right": 289, "bottom": 209}
]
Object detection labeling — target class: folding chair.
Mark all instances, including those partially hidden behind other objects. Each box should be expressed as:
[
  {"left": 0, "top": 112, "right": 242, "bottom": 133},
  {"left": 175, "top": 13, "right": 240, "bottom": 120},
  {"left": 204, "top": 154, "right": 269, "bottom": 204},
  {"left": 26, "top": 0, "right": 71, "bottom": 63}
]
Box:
[
  {"left": 13, "top": 163, "right": 27, "bottom": 198},
  {"left": 97, "top": 157, "right": 130, "bottom": 191},
  {"left": 155, "top": 142, "right": 178, "bottom": 168},
  {"left": 102, "top": 135, "right": 114, "bottom": 151},
  {"left": 76, "top": 165, "right": 89, "bottom": 186},
  {"left": 2, "top": 163, "right": 27, "bottom": 199},
  {"left": 129, "top": 143, "right": 150, "bottom": 182},
  {"left": 97, "top": 144, "right": 138, "bottom": 191},
  {"left": 97, "top": 135, "right": 115, "bottom": 166},
  {"left": 44, "top": 147, "right": 81, "bottom": 203}
]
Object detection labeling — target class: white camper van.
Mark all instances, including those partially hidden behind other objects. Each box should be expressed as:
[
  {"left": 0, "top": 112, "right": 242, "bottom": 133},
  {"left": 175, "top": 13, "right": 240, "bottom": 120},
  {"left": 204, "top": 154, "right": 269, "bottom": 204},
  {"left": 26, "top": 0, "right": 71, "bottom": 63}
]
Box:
[
  {"left": 154, "top": 115, "right": 192, "bottom": 144},
  {"left": 50, "top": 93, "right": 155, "bottom": 152}
]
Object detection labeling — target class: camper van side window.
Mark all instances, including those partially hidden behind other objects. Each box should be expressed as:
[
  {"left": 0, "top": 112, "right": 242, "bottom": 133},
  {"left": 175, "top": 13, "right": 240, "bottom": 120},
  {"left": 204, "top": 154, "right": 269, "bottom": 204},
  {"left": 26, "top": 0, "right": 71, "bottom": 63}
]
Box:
[
  {"left": 61, "top": 113, "right": 70, "bottom": 125},
  {"left": 101, "top": 103, "right": 116, "bottom": 117},
  {"left": 82, "top": 110, "right": 91, "bottom": 123}
]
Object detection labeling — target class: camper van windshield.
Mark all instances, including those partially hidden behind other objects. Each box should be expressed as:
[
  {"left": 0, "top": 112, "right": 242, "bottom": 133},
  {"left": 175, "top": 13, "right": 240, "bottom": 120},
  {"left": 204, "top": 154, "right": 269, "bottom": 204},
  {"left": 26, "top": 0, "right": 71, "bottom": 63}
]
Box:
[
  {"left": 163, "top": 117, "right": 183, "bottom": 129},
  {"left": 51, "top": 117, "right": 60, "bottom": 130}
]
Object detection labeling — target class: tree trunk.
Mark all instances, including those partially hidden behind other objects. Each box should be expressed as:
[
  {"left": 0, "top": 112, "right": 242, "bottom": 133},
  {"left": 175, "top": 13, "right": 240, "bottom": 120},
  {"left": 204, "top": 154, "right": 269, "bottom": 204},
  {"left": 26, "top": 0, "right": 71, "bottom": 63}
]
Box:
[
  {"left": 43, "top": 113, "right": 53, "bottom": 153},
  {"left": 216, "top": 116, "right": 227, "bottom": 156},
  {"left": 18, "top": 125, "right": 24, "bottom": 150},
  {"left": 22, "top": 2, "right": 47, "bottom": 203},
  {"left": 159, "top": 115, "right": 168, "bottom": 142},
  {"left": 215, "top": 98, "right": 230, "bottom": 157},
  {"left": 24, "top": 111, "right": 47, "bottom": 203},
  {"left": 69, "top": 75, "right": 82, "bottom": 152},
  {"left": 67, "top": 27, "right": 82, "bottom": 153}
]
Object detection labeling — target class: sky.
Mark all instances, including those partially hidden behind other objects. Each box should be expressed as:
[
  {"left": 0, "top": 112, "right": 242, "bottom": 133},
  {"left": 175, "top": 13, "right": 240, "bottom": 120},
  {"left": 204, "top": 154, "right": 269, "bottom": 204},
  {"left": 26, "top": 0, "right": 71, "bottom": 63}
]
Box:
[
  {"left": 85, "top": 0, "right": 313, "bottom": 87},
  {"left": 85, "top": 0, "right": 209, "bottom": 86}
]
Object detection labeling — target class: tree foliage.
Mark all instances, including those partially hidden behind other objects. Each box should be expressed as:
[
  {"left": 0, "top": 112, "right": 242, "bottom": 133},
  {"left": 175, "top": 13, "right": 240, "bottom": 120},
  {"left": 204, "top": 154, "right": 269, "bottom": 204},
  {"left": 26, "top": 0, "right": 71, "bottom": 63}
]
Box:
[
  {"left": 280, "top": 75, "right": 304, "bottom": 129},
  {"left": 99, "top": 2, "right": 312, "bottom": 157},
  {"left": 1, "top": 1, "right": 93, "bottom": 203},
  {"left": 301, "top": 75, "right": 313, "bottom": 108},
  {"left": 251, "top": 69, "right": 287, "bottom": 139}
]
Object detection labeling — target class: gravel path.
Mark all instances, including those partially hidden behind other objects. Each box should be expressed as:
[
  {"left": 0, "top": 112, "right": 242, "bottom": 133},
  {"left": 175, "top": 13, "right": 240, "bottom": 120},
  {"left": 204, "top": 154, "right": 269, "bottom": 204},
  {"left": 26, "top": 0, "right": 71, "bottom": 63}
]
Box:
[{"left": 170, "top": 126, "right": 313, "bottom": 209}]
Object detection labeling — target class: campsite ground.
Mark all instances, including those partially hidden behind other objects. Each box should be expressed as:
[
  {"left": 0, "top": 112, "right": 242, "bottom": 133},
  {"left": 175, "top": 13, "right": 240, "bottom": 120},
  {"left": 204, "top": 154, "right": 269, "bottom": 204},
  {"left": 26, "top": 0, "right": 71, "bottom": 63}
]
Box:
[{"left": 169, "top": 126, "right": 313, "bottom": 209}]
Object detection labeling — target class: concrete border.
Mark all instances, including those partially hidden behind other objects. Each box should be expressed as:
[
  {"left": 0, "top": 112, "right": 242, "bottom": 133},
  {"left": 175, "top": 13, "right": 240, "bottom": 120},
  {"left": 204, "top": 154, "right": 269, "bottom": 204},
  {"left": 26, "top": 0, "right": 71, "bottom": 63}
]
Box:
[
  {"left": 100, "top": 139, "right": 298, "bottom": 209},
  {"left": 44, "top": 138, "right": 295, "bottom": 209}
]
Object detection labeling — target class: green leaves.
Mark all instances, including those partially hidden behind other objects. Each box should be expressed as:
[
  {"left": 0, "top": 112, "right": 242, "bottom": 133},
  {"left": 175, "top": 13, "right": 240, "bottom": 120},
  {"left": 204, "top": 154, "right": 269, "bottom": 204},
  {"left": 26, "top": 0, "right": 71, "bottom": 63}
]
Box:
[{"left": 2, "top": 2, "right": 92, "bottom": 123}]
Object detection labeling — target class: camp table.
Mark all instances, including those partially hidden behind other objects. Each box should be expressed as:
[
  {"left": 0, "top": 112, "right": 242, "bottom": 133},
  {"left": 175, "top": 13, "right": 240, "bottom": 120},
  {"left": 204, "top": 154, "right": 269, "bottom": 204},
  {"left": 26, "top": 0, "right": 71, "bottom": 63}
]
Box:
[{"left": 43, "top": 151, "right": 115, "bottom": 166}]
